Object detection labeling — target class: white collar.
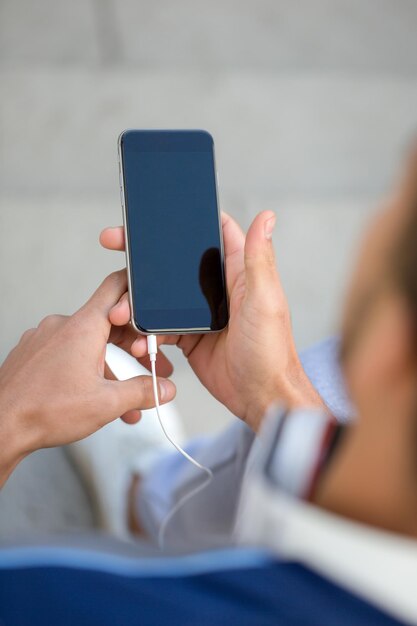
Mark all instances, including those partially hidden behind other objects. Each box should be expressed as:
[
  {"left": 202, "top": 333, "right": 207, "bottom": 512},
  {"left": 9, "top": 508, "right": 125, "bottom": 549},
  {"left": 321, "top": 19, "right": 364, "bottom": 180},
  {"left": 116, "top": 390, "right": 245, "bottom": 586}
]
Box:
[{"left": 237, "top": 472, "right": 417, "bottom": 625}]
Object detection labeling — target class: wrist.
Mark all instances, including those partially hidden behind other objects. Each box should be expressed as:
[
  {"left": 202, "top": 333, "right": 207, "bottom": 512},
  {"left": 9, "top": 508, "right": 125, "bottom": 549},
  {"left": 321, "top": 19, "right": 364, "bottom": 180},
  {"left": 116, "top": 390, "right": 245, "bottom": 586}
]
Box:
[
  {"left": 0, "top": 392, "right": 35, "bottom": 487},
  {"left": 286, "top": 367, "right": 326, "bottom": 411},
  {"left": 245, "top": 368, "right": 325, "bottom": 433}
]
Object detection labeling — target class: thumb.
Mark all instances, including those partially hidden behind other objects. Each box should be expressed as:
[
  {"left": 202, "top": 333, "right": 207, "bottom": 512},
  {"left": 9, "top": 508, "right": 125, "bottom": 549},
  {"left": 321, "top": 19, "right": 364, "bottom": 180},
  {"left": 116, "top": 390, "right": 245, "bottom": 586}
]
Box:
[
  {"left": 104, "top": 375, "right": 177, "bottom": 420},
  {"left": 244, "top": 211, "right": 277, "bottom": 293}
]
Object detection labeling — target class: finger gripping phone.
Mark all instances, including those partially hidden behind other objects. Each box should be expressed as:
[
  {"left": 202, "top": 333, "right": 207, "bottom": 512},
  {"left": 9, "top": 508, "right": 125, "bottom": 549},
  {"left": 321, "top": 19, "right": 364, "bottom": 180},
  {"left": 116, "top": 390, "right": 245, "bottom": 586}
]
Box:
[{"left": 118, "top": 129, "right": 229, "bottom": 334}]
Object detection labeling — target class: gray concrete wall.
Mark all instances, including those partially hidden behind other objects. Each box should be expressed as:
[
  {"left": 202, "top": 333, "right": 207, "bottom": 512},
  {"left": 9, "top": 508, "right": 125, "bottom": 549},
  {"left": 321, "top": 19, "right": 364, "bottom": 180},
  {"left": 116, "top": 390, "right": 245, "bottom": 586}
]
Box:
[{"left": 1, "top": 1, "right": 417, "bottom": 436}]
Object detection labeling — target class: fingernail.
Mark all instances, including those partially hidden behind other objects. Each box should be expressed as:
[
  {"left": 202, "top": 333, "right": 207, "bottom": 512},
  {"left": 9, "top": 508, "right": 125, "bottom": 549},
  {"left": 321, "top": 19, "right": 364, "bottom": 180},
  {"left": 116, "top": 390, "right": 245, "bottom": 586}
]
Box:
[
  {"left": 158, "top": 380, "right": 173, "bottom": 401},
  {"left": 264, "top": 215, "right": 276, "bottom": 240}
]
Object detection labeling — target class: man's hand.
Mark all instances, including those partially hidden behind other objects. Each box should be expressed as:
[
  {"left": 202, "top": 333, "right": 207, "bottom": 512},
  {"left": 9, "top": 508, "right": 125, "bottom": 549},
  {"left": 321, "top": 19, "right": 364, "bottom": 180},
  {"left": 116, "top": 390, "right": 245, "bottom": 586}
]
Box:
[
  {"left": 0, "top": 271, "right": 176, "bottom": 486},
  {"left": 101, "top": 212, "right": 323, "bottom": 432}
]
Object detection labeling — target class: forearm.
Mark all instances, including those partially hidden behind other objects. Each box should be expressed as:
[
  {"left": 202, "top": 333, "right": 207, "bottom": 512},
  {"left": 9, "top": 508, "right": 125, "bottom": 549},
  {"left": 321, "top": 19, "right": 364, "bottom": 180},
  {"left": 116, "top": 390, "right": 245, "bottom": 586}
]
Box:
[
  {"left": 0, "top": 395, "right": 33, "bottom": 488},
  {"left": 0, "top": 428, "right": 26, "bottom": 488},
  {"left": 0, "top": 449, "right": 25, "bottom": 488}
]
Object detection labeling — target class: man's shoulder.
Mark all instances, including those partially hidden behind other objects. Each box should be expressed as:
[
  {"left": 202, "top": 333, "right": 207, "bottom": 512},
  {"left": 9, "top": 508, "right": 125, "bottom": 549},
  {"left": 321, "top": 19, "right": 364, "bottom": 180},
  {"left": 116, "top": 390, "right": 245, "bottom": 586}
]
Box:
[
  {"left": 216, "top": 559, "right": 405, "bottom": 626},
  {"left": 182, "top": 558, "right": 405, "bottom": 626},
  {"left": 0, "top": 545, "right": 406, "bottom": 626}
]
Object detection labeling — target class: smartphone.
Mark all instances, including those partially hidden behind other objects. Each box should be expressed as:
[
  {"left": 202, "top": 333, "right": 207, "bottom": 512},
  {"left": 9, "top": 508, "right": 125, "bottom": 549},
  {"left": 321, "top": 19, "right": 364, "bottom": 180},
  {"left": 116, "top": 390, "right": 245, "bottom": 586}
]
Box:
[{"left": 118, "top": 129, "right": 229, "bottom": 334}]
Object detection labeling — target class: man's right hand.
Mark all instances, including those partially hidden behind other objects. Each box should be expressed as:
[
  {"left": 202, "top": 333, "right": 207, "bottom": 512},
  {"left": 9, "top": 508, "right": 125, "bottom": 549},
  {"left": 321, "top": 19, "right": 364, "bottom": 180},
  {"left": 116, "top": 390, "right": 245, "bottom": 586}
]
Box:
[
  {"left": 101, "top": 212, "right": 323, "bottom": 432},
  {"left": 0, "top": 271, "right": 176, "bottom": 487}
]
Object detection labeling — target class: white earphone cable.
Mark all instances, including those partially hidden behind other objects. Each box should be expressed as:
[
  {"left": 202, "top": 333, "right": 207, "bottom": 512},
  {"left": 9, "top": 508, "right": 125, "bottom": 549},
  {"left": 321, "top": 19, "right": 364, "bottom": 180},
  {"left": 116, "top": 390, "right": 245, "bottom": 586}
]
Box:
[{"left": 147, "top": 334, "right": 213, "bottom": 549}]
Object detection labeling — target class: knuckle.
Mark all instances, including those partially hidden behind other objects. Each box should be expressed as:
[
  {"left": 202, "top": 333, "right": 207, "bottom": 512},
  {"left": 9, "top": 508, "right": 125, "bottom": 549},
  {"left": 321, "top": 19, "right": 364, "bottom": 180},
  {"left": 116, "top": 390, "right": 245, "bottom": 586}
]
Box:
[
  {"left": 94, "top": 271, "right": 128, "bottom": 307},
  {"left": 52, "top": 313, "right": 67, "bottom": 325},
  {"left": 246, "top": 249, "right": 276, "bottom": 272},
  {"left": 106, "top": 377, "right": 155, "bottom": 417},
  {"left": 106, "top": 388, "right": 122, "bottom": 415},
  {"left": 138, "top": 375, "right": 152, "bottom": 400},
  {"left": 107, "top": 270, "right": 127, "bottom": 288},
  {"left": 38, "top": 314, "right": 54, "bottom": 329},
  {"left": 265, "top": 249, "right": 276, "bottom": 268},
  {"left": 20, "top": 328, "right": 36, "bottom": 342},
  {"left": 244, "top": 253, "right": 257, "bottom": 270},
  {"left": 38, "top": 314, "right": 66, "bottom": 330}
]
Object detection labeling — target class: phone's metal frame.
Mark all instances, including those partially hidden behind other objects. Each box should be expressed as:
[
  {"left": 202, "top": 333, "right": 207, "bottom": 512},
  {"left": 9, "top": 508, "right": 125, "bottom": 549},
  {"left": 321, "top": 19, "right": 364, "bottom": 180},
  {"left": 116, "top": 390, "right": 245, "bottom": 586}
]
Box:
[{"left": 117, "top": 129, "right": 228, "bottom": 336}]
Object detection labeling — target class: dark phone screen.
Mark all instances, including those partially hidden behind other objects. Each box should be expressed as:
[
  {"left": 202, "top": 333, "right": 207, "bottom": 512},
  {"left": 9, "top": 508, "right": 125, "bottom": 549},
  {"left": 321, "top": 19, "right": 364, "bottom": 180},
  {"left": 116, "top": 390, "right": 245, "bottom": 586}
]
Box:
[{"left": 120, "top": 130, "right": 228, "bottom": 332}]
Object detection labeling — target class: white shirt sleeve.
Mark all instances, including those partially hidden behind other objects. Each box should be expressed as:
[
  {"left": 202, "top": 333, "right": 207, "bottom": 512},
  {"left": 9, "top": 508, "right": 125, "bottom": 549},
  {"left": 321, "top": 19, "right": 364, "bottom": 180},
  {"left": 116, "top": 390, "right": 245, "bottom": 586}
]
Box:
[{"left": 136, "top": 336, "right": 352, "bottom": 550}]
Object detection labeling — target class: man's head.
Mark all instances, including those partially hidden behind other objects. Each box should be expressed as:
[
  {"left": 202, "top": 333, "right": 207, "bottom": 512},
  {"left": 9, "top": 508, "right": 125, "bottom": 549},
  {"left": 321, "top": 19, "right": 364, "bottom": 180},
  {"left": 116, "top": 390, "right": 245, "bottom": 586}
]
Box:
[
  {"left": 341, "top": 147, "right": 417, "bottom": 423},
  {"left": 317, "top": 147, "right": 417, "bottom": 536}
]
